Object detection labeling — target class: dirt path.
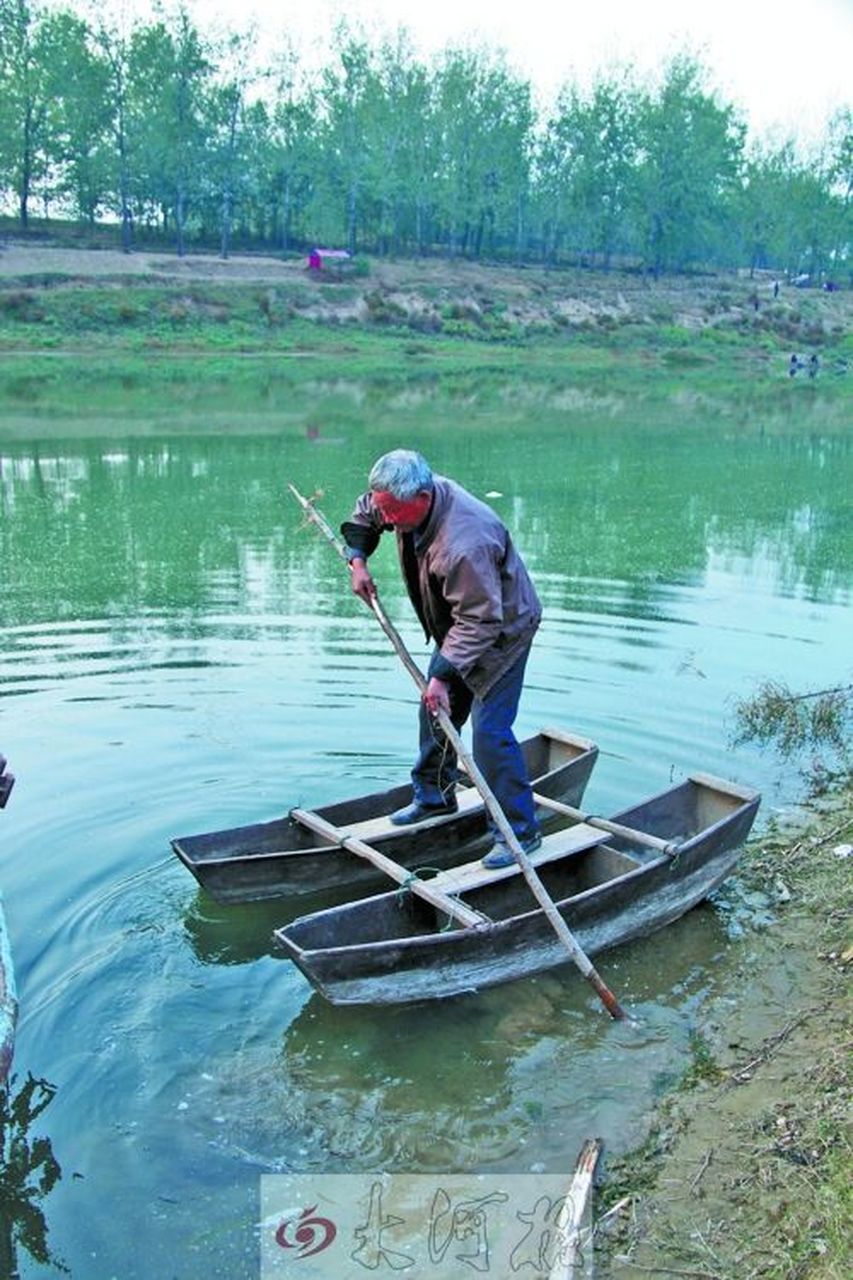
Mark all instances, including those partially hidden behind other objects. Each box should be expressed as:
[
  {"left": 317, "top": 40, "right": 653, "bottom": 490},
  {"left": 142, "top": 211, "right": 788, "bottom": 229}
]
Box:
[{"left": 0, "top": 241, "right": 308, "bottom": 283}]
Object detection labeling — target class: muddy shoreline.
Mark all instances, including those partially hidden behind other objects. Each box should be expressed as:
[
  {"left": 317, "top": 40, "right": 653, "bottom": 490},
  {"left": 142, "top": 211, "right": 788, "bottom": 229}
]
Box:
[{"left": 599, "top": 786, "right": 852, "bottom": 1278}]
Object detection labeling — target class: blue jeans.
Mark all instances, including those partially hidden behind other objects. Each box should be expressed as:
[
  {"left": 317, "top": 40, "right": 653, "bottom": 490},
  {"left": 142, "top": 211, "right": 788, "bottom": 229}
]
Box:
[{"left": 411, "top": 646, "right": 539, "bottom": 843}]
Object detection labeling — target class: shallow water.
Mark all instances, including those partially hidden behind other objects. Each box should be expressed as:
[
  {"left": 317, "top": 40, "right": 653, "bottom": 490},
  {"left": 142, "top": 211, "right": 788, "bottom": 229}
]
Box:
[{"left": 0, "top": 369, "right": 850, "bottom": 1276}]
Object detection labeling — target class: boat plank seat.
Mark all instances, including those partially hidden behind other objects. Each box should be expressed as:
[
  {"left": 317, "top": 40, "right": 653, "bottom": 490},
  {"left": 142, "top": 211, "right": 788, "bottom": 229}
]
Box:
[
  {"left": 345, "top": 782, "right": 480, "bottom": 841},
  {"left": 429, "top": 823, "right": 622, "bottom": 896}
]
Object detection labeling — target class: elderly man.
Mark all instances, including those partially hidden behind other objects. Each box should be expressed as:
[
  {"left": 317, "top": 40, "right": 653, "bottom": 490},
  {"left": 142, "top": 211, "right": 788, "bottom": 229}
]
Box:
[{"left": 341, "top": 449, "right": 541, "bottom": 868}]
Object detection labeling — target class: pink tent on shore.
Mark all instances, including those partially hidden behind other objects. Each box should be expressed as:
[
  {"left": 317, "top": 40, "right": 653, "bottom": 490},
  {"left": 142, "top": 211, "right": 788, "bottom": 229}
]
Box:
[{"left": 308, "top": 248, "right": 351, "bottom": 270}]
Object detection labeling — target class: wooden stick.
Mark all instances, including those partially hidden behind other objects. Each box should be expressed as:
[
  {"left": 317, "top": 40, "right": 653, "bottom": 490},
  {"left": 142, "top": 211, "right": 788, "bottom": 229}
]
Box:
[
  {"left": 532, "top": 792, "right": 679, "bottom": 856},
  {"left": 550, "top": 1138, "right": 602, "bottom": 1279},
  {"left": 290, "top": 807, "right": 489, "bottom": 928},
  {"left": 288, "top": 483, "right": 630, "bottom": 1021}
]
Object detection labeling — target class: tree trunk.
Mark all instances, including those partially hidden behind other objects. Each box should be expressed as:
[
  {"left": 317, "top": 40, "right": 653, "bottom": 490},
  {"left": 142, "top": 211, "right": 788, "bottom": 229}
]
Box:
[
  {"left": 516, "top": 192, "right": 524, "bottom": 265},
  {"left": 347, "top": 183, "right": 357, "bottom": 255},
  {"left": 176, "top": 184, "right": 186, "bottom": 257},
  {"left": 117, "top": 127, "right": 132, "bottom": 253},
  {"left": 19, "top": 103, "right": 33, "bottom": 230},
  {"left": 220, "top": 187, "right": 232, "bottom": 260},
  {"left": 473, "top": 211, "right": 484, "bottom": 258},
  {"left": 280, "top": 174, "right": 291, "bottom": 251}
]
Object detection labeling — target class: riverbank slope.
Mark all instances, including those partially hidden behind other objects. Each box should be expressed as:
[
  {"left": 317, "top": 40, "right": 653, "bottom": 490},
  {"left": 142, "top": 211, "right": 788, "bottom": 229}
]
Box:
[
  {"left": 0, "top": 243, "right": 850, "bottom": 379},
  {"left": 602, "top": 785, "right": 852, "bottom": 1279}
]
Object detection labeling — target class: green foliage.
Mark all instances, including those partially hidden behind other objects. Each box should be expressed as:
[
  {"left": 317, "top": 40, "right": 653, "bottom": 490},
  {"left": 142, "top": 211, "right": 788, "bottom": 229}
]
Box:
[
  {"left": 736, "top": 134, "right": 850, "bottom": 281},
  {"left": 0, "top": 1074, "right": 66, "bottom": 1272},
  {"left": 0, "top": 289, "right": 46, "bottom": 321},
  {"left": 732, "top": 678, "right": 852, "bottom": 793},
  {"left": 635, "top": 55, "right": 746, "bottom": 274},
  {"left": 0, "top": 5, "right": 848, "bottom": 274},
  {"left": 681, "top": 1031, "right": 724, "bottom": 1087},
  {"left": 660, "top": 348, "right": 713, "bottom": 368},
  {"left": 733, "top": 679, "right": 852, "bottom": 757}
]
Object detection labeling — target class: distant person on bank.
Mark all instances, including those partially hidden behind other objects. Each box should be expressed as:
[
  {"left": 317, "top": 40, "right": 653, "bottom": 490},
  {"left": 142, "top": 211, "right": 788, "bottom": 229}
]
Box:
[{"left": 341, "top": 449, "right": 542, "bottom": 868}]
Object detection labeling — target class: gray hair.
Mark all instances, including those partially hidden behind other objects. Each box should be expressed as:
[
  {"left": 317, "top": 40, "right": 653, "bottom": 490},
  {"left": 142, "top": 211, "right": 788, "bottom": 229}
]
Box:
[{"left": 368, "top": 450, "right": 433, "bottom": 499}]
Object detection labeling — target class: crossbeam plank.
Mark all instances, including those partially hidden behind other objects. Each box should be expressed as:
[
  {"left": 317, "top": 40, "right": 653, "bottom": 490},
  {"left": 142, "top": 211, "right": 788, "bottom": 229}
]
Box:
[{"left": 290, "top": 807, "right": 489, "bottom": 929}]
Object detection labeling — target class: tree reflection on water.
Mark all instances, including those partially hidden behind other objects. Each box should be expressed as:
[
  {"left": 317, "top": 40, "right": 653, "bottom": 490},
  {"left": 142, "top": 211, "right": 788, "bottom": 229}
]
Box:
[{"left": 0, "top": 1074, "right": 64, "bottom": 1276}]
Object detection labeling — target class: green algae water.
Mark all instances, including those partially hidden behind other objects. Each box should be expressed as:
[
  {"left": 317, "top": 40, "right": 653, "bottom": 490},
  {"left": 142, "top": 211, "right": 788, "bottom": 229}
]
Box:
[{"left": 0, "top": 361, "right": 850, "bottom": 1277}]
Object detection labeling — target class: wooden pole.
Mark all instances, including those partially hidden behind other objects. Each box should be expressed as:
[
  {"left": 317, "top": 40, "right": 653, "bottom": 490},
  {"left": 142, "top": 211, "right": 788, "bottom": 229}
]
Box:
[
  {"left": 288, "top": 483, "right": 630, "bottom": 1021},
  {"left": 290, "top": 806, "right": 489, "bottom": 928},
  {"left": 549, "top": 1138, "right": 602, "bottom": 1279},
  {"left": 531, "top": 792, "right": 679, "bottom": 857}
]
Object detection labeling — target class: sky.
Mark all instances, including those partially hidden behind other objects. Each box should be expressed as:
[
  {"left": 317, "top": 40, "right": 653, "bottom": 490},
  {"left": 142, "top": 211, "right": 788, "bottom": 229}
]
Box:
[
  {"left": 64, "top": 0, "right": 851, "bottom": 145},
  {"left": 186, "top": 0, "right": 852, "bottom": 143}
]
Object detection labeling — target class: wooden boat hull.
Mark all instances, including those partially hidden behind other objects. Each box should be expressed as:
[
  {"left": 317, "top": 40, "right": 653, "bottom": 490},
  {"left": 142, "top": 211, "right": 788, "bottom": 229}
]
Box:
[
  {"left": 276, "top": 773, "right": 760, "bottom": 1006},
  {"left": 172, "top": 728, "right": 597, "bottom": 904},
  {"left": 1, "top": 756, "right": 16, "bottom": 1083},
  {"left": 0, "top": 895, "right": 16, "bottom": 1084}
]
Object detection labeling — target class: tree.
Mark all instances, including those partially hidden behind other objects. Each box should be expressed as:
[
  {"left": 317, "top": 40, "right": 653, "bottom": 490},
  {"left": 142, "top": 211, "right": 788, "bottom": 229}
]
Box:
[
  {"left": 201, "top": 30, "right": 260, "bottom": 259},
  {"left": 432, "top": 48, "right": 480, "bottom": 256},
  {"left": 431, "top": 47, "right": 534, "bottom": 259},
  {"left": 394, "top": 57, "right": 437, "bottom": 255},
  {"left": 737, "top": 138, "right": 844, "bottom": 280},
  {"left": 40, "top": 10, "right": 112, "bottom": 224},
  {"left": 0, "top": 0, "right": 54, "bottom": 227},
  {"left": 822, "top": 107, "right": 852, "bottom": 276},
  {"left": 539, "top": 71, "right": 640, "bottom": 268},
  {"left": 472, "top": 59, "right": 534, "bottom": 261},
  {"left": 317, "top": 30, "right": 378, "bottom": 254},
  {"left": 368, "top": 31, "right": 426, "bottom": 256},
  {"left": 634, "top": 55, "right": 745, "bottom": 274},
  {"left": 125, "top": 8, "right": 209, "bottom": 254},
  {"left": 266, "top": 51, "right": 318, "bottom": 251},
  {"left": 92, "top": 14, "right": 139, "bottom": 251}
]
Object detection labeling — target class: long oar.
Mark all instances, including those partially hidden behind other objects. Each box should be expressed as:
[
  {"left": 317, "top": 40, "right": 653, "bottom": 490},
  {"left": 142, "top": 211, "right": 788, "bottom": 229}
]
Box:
[{"left": 289, "top": 483, "right": 630, "bottom": 1021}]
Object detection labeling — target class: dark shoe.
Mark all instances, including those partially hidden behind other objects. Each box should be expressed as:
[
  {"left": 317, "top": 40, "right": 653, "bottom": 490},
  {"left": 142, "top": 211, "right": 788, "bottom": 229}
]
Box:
[
  {"left": 482, "top": 833, "right": 542, "bottom": 869},
  {"left": 389, "top": 798, "right": 458, "bottom": 826}
]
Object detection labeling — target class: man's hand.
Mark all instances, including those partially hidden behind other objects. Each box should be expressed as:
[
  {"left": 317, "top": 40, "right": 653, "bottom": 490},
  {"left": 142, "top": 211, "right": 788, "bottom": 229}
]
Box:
[
  {"left": 423, "top": 677, "right": 450, "bottom": 717},
  {"left": 349, "top": 558, "right": 377, "bottom": 605}
]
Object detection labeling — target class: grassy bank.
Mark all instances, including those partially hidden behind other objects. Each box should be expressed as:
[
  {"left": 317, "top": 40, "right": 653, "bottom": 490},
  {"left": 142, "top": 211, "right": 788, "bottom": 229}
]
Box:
[
  {"left": 600, "top": 784, "right": 852, "bottom": 1279},
  {"left": 0, "top": 245, "right": 850, "bottom": 373}
]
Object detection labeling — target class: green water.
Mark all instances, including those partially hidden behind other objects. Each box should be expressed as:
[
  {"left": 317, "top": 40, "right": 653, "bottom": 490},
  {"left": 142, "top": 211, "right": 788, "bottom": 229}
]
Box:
[{"left": 0, "top": 361, "right": 850, "bottom": 1277}]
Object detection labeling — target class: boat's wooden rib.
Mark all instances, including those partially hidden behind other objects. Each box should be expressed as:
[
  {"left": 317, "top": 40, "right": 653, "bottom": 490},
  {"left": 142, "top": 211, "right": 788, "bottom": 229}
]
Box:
[
  {"left": 274, "top": 773, "right": 760, "bottom": 1006},
  {"left": 171, "top": 728, "right": 598, "bottom": 904}
]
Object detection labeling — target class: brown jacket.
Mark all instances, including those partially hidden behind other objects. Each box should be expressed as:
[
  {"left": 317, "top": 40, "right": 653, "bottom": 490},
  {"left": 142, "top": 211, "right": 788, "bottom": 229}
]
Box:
[{"left": 343, "top": 477, "right": 541, "bottom": 696}]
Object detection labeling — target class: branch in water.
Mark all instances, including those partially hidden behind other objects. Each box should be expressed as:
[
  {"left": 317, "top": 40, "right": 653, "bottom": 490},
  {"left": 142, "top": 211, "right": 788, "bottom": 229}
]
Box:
[{"left": 732, "top": 679, "right": 852, "bottom": 758}]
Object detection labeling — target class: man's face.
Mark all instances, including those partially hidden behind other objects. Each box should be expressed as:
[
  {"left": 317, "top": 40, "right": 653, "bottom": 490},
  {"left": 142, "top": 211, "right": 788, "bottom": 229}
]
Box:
[{"left": 371, "top": 489, "right": 432, "bottom": 532}]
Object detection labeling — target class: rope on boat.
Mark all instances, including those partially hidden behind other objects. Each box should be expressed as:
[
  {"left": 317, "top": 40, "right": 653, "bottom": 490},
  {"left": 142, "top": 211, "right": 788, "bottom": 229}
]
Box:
[{"left": 396, "top": 868, "right": 457, "bottom": 931}]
